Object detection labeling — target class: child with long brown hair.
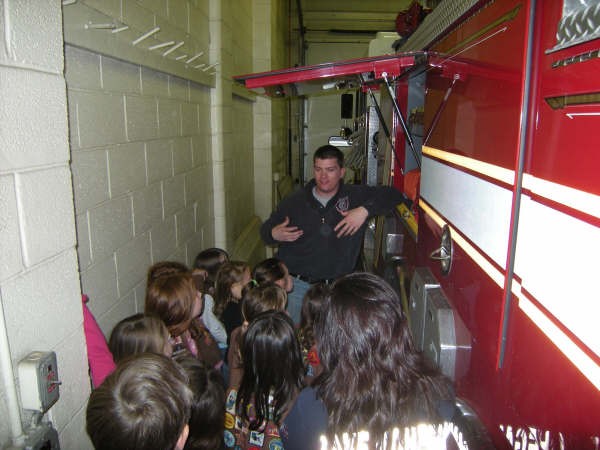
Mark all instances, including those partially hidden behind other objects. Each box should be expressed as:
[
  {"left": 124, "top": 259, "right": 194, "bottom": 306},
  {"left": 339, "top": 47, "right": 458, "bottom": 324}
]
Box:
[
  {"left": 192, "top": 249, "right": 229, "bottom": 349},
  {"left": 253, "top": 257, "right": 293, "bottom": 293},
  {"left": 227, "top": 283, "right": 288, "bottom": 388},
  {"left": 316, "top": 272, "right": 455, "bottom": 448},
  {"left": 145, "top": 268, "right": 222, "bottom": 370},
  {"left": 213, "top": 261, "right": 252, "bottom": 342},
  {"left": 193, "top": 248, "right": 230, "bottom": 296},
  {"left": 224, "top": 310, "right": 328, "bottom": 450},
  {"left": 297, "top": 282, "right": 329, "bottom": 386},
  {"left": 108, "top": 313, "right": 172, "bottom": 363}
]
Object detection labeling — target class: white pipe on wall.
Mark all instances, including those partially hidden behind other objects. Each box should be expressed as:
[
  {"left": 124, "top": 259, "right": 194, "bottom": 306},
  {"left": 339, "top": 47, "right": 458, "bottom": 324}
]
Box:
[
  {"left": 0, "top": 291, "right": 26, "bottom": 446},
  {"left": 209, "top": 0, "right": 227, "bottom": 249}
]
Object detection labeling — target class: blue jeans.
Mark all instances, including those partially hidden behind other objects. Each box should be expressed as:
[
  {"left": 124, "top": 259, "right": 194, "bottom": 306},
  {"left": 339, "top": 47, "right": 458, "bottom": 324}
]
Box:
[{"left": 287, "top": 278, "right": 311, "bottom": 325}]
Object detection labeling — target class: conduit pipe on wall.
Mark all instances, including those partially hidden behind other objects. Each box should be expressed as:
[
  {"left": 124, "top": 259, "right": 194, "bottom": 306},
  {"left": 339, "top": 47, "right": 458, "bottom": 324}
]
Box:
[
  {"left": 0, "top": 291, "right": 26, "bottom": 446},
  {"left": 209, "top": 0, "right": 227, "bottom": 248}
]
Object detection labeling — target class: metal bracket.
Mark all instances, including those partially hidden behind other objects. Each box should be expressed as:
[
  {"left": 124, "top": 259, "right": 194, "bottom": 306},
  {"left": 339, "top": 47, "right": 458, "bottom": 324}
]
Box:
[
  {"left": 360, "top": 75, "right": 402, "bottom": 169},
  {"left": 381, "top": 73, "right": 421, "bottom": 169},
  {"left": 425, "top": 75, "right": 458, "bottom": 144}
]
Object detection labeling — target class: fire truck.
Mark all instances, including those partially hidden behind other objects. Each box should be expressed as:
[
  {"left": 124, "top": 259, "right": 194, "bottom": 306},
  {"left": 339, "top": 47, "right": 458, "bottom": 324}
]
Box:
[{"left": 235, "top": 1, "right": 600, "bottom": 448}]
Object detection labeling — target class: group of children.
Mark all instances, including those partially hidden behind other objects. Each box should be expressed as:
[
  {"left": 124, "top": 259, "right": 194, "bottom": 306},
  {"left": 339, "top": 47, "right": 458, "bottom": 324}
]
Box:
[
  {"left": 85, "top": 248, "right": 327, "bottom": 450},
  {"left": 85, "top": 247, "right": 457, "bottom": 450}
]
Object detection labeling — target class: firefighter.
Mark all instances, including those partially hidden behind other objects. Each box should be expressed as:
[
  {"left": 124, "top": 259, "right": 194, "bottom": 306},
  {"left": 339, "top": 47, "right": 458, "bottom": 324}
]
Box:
[{"left": 260, "top": 145, "right": 402, "bottom": 323}]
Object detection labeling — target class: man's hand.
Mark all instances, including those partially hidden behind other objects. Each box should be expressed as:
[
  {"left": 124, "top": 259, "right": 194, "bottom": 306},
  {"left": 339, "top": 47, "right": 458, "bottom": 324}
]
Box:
[
  {"left": 271, "top": 216, "right": 303, "bottom": 242},
  {"left": 334, "top": 206, "right": 368, "bottom": 238}
]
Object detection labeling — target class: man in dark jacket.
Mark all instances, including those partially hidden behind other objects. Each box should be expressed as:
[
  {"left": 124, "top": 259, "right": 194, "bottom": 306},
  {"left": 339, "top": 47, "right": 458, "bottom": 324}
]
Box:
[{"left": 260, "top": 145, "right": 402, "bottom": 322}]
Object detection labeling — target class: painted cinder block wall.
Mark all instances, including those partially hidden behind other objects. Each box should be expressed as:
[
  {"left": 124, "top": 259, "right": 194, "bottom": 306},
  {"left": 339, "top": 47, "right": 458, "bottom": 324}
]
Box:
[
  {"left": 67, "top": 44, "right": 215, "bottom": 333},
  {"left": 213, "top": 0, "right": 257, "bottom": 254},
  {"left": 0, "top": 1, "right": 289, "bottom": 449},
  {"left": 66, "top": 0, "right": 267, "bottom": 333},
  {"left": 304, "top": 43, "right": 370, "bottom": 181},
  {"left": 66, "top": 0, "right": 216, "bottom": 335},
  {"left": 253, "top": 0, "right": 290, "bottom": 220},
  {"left": 0, "top": 2, "right": 91, "bottom": 448}
]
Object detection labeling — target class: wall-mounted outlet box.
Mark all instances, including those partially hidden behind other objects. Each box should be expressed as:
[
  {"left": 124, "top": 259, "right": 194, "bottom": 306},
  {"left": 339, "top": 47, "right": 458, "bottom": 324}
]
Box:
[
  {"left": 18, "top": 351, "right": 60, "bottom": 413},
  {"left": 24, "top": 421, "right": 60, "bottom": 450}
]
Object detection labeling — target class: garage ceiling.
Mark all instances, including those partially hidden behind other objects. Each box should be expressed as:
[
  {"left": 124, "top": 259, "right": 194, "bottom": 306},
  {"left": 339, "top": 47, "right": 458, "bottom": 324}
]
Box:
[{"left": 293, "top": 0, "right": 417, "bottom": 43}]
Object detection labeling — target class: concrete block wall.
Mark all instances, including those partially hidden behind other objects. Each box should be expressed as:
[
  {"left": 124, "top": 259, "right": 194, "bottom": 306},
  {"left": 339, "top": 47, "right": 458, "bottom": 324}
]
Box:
[
  {"left": 210, "top": 0, "right": 233, "bottom": 251},
  {"left": 253, "top": 0, "right": 274, "bottom": 219},
  {"left": 271, "top": 0, "right": 291, "bottom": 175},
  {"left": 253, "top": 95, "right": 275, "bottom": 220},
  {"left": 0, "top": 2, "right": 90, "bottom": 449},
  {"left": 0, "top": 1, "right": 285, "bottom": 447},
  {"left": 227, "top": 1, "right": 257, "bottom": 248},
  {"left": 231, "top": 96, "right": 256, "bottom": 239},
  {"left": 253, "top": 0, "right": 291, "bottom": 219},
  {"left": 232, "top": 0, "right": 254, "bottom": 80},
  {"left": 63, "top": 0, "right": 211, "bottom": 88},
  {"left": 67, "top": 45, "right": 214, "bottom": 334},
  {"left": 208, "top": 0, "right": 262, "bottom": 257},
  {"left": 207, "top": 0, "right": 227, "bottom": 249},
  {"left": 304, "top": 43, "right": 369, "bottom": 180}
]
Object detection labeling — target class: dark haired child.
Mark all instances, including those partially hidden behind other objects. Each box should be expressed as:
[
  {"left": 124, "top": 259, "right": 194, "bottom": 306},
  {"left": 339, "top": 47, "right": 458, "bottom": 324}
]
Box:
[
  {"left": 213, "top": 261, "right": 251, "bottom": 342},
  {"left": 297, "top": 283, "right": 329, "bottom": 386},
  {"left": 108, "top": 313, "right": 172, "bottom": 362},
  {"left": 86, "top": 353, "right": 193, "bottom": 450},
  {"left": 252, "top": 257, "right": 293, "bottom": 293},
  {"left": 316, "top": 272, "right": 455, "bottom": 447},
  {"left": 192, "top": 269, "right": 228, "bottom": 353},
  {"left": 227, "top": 283, "right": 287, "bottom": 388},
  {"left": 224, "top": 311, "right": 327, "bottom": 450},
  {"left": 193, "top": 248, "right": 230, "bottom": 295},
  {"left": 253, "top": 257, "right": 298, "bottom": 324},
  {"left": 174, "top": 354, "right": 226, "bottom": 450}
]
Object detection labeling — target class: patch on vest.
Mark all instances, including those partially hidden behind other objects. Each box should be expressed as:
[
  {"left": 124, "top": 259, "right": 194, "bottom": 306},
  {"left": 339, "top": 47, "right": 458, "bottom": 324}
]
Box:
[{"left": 248, "top": 430, "right": 265, "bottom": 446}]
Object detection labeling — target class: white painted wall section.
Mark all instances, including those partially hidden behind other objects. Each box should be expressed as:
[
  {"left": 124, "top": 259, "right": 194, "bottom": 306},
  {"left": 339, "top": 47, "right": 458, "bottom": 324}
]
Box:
[
  {"left": 0, "top": 1, "right": 90, "bottom": 448},
  {"left": 67, "top": 46, "right": 214, "bottom": 333}
]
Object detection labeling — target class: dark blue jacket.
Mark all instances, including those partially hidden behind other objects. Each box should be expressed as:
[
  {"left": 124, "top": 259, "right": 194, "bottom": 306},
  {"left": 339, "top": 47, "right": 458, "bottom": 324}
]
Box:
[{"left": 260, "top": 180, "right": 402, "bottom": 280}]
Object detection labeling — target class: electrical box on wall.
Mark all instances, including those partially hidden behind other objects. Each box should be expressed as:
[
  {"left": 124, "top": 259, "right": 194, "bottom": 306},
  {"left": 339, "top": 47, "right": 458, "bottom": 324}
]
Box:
[
  {"left": 18, "top": 351, "right": 60, "bottom": 412},
  {"left": 23, "top": 422, "right": 60, "bottom": 450}
]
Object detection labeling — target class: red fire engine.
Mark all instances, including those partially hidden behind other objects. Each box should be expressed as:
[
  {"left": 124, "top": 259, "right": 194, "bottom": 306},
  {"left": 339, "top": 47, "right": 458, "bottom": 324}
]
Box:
[{"left": 235, "top": 1, "right": 600, "bottom": 448}]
